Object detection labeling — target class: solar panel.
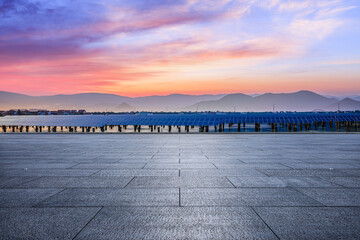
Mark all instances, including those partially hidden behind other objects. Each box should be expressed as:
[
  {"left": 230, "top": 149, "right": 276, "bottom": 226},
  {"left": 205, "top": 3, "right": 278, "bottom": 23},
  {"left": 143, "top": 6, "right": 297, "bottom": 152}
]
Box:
[{"left": 0, "top": 112, "right": 358, "bottom": 127}]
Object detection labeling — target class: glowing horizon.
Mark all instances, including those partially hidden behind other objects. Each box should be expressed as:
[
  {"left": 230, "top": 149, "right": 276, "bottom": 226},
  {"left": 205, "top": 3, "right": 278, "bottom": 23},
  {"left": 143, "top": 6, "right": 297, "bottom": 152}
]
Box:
[{"left": 1, "top": 0, "right": 360, "bottom": 97}]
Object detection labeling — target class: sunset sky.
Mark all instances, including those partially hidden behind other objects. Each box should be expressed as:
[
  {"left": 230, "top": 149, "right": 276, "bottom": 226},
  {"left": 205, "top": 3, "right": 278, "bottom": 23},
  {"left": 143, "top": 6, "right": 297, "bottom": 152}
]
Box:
[{"left": 1, "top": 0, "right": 360, "bottom": 97}]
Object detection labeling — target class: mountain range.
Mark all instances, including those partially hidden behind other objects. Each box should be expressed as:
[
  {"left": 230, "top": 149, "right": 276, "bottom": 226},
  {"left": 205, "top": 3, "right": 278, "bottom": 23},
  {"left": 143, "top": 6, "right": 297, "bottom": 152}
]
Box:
[{"left": 0, "top": 90, "right": 359, "bottom": 112}]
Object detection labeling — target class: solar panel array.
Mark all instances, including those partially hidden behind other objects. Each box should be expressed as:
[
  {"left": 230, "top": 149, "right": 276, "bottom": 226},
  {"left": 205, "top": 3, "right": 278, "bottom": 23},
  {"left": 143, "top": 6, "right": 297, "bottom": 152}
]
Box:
[{"left": 0, "top": 112, "right": 358, "bottom": 127}]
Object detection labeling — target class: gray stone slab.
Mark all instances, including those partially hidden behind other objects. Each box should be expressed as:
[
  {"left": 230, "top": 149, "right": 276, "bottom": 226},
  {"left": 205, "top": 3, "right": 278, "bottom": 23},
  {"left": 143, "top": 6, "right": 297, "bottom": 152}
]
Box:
[
  {"left": 321, "top": 177, "right": 360, "bottom": 188},
  {"left": 1, "top": 134, "right": 360, "bottom": 239},
  {"left": 0, "top": 169, "right": 98, "bottom": 177},
  {"left": 72, "top": 159, "right": 121, "bottom": 164},
  {"left": 94, "top": 169, "right": 179, "bottom": 176},
  {"left": 70, "top": 163, "right": 146, "bottom": 169},
  {"left": 151, "top": 156, "right": 180, "bottom": 161},
  {"left": 0, "top": 207, "right": 100, "bottom": 240},
  {"left": 0, "top": 177, "right": 39, "bottom": 188},
  {"left": 75, "top": 207, "right": 277, "bottom": 240},
  {"left": 181, "top": 169, "right": 267, "bottom": 177},
  {"left": 295, "top": 188, "right": 360, "bottom": 206},
  {"left": 144, "top": 164, "right": 216, "bottom": 169},
  {"left": 179, "top": 159, "right": 212, "bottom": 164},
  {"left": 214, "top": 163, "right": 290, "bottom": 169},
  {"left": 148, "top": 159, "right": 181, "bottom": 164},
  {"left": 282, "top": 163, "right": 356, "bottom": 169},
  {"left": 126, "top": 176, "right": 234, "bottom": 188},
  {"left": 208, "top": 159, "right": 244, "bottom": 164},
  {"left": 227, "top": 177, "right": 338, "bottom": 188},
  {"left": 254, "top": 207, "right": 360, "bottom": 240},
  {"left": 17, "top": 176, "right": 133, "bottom": 188},
  {"left": 239, "top": 159, "right": 306, "bottom": 164},
  {"left": 39, "top": 188, "right": 179, "bottom": 207},
  {"left": 339, "top": 169, "right": 360, "bottom": 176},
  {"left": 181, "top": 188, "right": 322, "bottom": 207},
  {"left": 0, "top": 164, "right": 77, "bottom": 169},
  {"left": 0, "top": 189, "right": 62, "bottom": 207},
  {"left": 116, "top": 159, "right": 149, "bottom": 164},
  {"left": 257, "top": 169, "right": 352, "bottom": 177}
]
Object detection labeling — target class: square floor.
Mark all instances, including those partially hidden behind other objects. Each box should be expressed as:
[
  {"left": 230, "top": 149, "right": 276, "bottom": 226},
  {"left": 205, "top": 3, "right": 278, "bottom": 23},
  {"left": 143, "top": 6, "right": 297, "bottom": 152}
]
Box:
[{"left": 0, "top": 134, "right": 359, "bottom": 239}]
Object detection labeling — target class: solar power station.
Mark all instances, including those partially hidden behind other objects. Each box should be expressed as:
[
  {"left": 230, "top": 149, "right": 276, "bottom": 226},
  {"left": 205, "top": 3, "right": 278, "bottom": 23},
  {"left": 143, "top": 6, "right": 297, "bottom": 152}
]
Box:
[{"left": 0, "top": 112, "right": 359, "bottom": 133}]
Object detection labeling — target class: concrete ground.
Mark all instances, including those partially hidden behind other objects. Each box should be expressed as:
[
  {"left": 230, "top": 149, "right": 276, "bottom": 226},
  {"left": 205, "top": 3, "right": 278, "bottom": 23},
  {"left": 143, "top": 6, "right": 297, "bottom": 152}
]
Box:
[{"left": 0, "top": 134, "right": 359, "bottom": 240}]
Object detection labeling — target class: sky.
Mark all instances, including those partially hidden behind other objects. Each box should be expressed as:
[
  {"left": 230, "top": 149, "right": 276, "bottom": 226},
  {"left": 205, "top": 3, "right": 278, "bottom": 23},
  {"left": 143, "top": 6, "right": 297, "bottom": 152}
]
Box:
[{"left": 1, "top": 0, "right": 360, "bottom": 97}]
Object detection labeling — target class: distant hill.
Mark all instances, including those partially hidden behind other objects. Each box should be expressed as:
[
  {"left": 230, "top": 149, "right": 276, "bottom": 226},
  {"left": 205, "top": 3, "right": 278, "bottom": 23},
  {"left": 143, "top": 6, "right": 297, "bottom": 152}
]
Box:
[
  {"left": 1, "top": 90, "right": 359, "bottom": 112},
  {"left": 252, "top": 91, "right": 338, "bottom": 111},
  {"left": 115, "top": 103, "right": 136, "bottom": 112},
  {"left": 350, "top": 96, "right": 360, "bottom": 101},
  {"left": 185, "top": 91, "right": 339, "bottom": 111},
  {"left": 325, "top": 98, "right": 360, "bottom": 111},
  {"left": 185, "top": 93, "right": 253, "bottom": 111},
  {"left": 0, "top": 91, "right": 130, "bottom": 112},
  {"left": 126, "top": 94, "right": 226, "bottom": 111},
  {"left": 0, "top": 91, "right": 224, "bottom": 112}
]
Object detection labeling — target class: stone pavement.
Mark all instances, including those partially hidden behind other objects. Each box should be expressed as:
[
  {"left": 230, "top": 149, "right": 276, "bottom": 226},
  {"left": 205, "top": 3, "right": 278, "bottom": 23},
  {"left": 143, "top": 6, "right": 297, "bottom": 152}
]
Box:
[{"left": 0, "top": 134, "right": 359, "bottom": 239}]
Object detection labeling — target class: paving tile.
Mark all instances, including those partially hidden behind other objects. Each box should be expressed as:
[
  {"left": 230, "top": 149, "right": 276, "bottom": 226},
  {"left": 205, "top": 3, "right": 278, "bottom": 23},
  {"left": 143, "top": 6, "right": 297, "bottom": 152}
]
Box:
[
  {"left": 295, "top": 188, "right": 360, "bottom": 206},
  {"left": 0, "top": 189, "right": 62, "bottom": 207},
  {"left": 0, "top": 169, "right": 98, "bottom": 177},
  {"left": 39, "top": 188, "right": 179, "bottom": 207},
  {"left": 181, "top": 188, "right": 322, "bottom": 207},
  {"left": 227, "top": 177, "right": 338, "bottom": 188},
  {"left": 214, "top": 163, "right": 290, "bottom": 169},
  {"left": 94, "top": 169, "right": 179, "bottom": 176},
  {"left": 70, "top": 163, "right": 146, "bottom": 169},
  {"left": 147, "top": 159, "right": 181, "bottom": 164},
  {"left": 339, "top": 169, "right": 360, "bottom": 176},
  {"left": 254, "top": 207, "right": 360, "bottom": 240},
  {"left": 282, "top": 163, "right": 356, "bottom": 169},
  {"left": 0, "top": 164, "right": 77, "bottom": 170},
  {"left": 321, "top": 177, "right": 360, "bottom": 188},
  {"left": 16, "top": 176, "right": 133, "bottom": 188},
  {"left": 179, "top": 159, "right": 211, "bottom": 164},
  {"left": 0, "top": 177, "right": 39, "bottom": 188},
  {"left": 75, "top": 207, "right": 277, "bottom": 240},
  {"left": 257, "top": 169, "right": 352, "bottom": 177},
  {"left": 126, "top": 176, "right": 234, "bottom": 188},
  {"left": 1, "top": 134, "right": 360, "bottom": 239},
  {"left": 144, "top": 164, "right": 216, "bottom": 169},
  {"left": 181, "top": 169, "right": 267, "bottom": 177},
  {"left": 0, "top": 207, "right": 101, "bottom": 240}
]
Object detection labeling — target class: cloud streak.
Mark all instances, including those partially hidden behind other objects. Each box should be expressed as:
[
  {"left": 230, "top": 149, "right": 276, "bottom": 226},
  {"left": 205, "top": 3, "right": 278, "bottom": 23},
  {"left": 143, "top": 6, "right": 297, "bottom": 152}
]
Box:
[{"left": 0, "top": 0, "right": 359, "bottom": 95}]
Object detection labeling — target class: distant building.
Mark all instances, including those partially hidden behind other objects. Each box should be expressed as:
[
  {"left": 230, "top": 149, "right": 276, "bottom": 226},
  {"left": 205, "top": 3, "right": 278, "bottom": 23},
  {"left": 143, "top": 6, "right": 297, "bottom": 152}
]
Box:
[
  {"left": 6, "top": 110, "right": 17, "bottom": 115},
  {"left": 2, "top": 109, "right": 88, "bottom": 116}
]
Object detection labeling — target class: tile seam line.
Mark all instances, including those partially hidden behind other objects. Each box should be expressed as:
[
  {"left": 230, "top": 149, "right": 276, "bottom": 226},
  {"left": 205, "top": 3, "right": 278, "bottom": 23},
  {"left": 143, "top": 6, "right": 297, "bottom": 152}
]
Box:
[
  {"left": 212, "top": 163, "right": 218, "bottom": 169},
  {"left": 72, "top": 206, "right": 104, "bottom": 240},
  {"left": 254, "top": 168, "right": 271, "bottom": 177},
  {"left": 67, "top": 163, "right": 81, "bottom": 169},
  {"left": 123, "top": 176, "right": 136, "bottom": 188},
  {"left": 32, "top": 188, "right": 68, "bottom": 207},
  {"left": 290, "top": 187, "right": 326, "bottom": 207},
  {"left": 89, "top": 169, "right": 103, "bottom": 177},
  {"left": 10, "top": 176, "right": 43, "bottom": 189},
  {"left": 250, "top": 206, "right": 281, "bottom": 240},
  {"left": 315, "top": 176, "right": 347, "bottom": 188},
  {"left": 225, "top": 176, "right": 237, "bottom": 188}
]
